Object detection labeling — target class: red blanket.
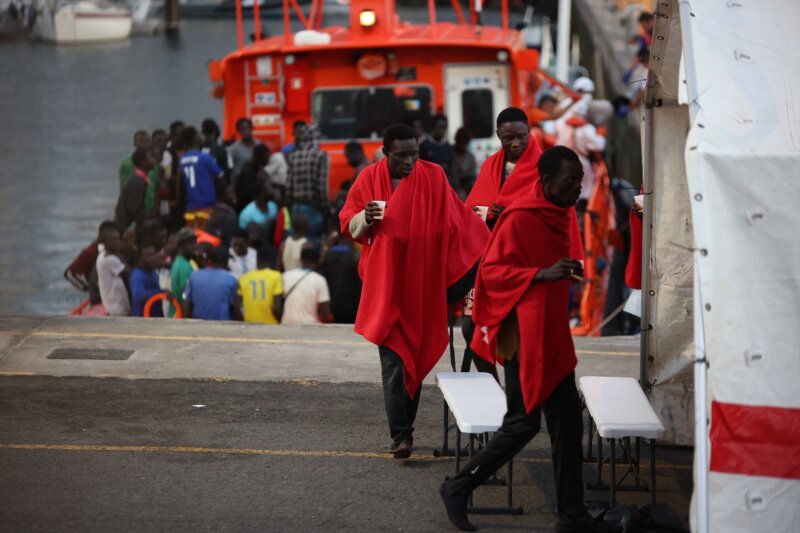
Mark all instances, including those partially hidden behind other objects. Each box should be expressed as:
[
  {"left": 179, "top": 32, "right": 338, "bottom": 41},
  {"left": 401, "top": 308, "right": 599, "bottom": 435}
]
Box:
[
  {"left": 625, "top": 209, "right": 643, "bottom": 289},
  {"left": 466, "top": 140, "right": 584, "bottom": 259},
  {"left": 340, "top": 159, "right": 490, "bottom": 396},
  {"left": 470, "top": 196, "right": 578, "bottom": 412},
  {"left": 465, "top": 137, "right": 543, "bottom": 216}
]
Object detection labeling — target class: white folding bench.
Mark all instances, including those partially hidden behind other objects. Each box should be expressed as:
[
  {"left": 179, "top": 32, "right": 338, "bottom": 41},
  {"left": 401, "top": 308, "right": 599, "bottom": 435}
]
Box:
[
  {"left": 436, "top": 372, "right": 523, "bottom": 515},
  {"left": 579, "top": 376, "right": 666, "bottom": 507}
]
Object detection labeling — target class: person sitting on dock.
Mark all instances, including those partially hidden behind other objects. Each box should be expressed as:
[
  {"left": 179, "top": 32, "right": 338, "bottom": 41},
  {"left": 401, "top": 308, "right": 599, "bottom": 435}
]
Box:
[
  {"left": 277, "top": 213, "right": 310, "bottom": 273},
  {"left": 440, "top": 147, "right": 613, "bottom": 533},
  {"left": 183, "top": 246, "right": 240, "bottom": 321},
  {"left": 280, "top": 245, "right": 331, "bottom": 326},
  {"left": 130, "top": 245, "right": 163, "bottom": 318},
  {"left": 96, "top": 222, "right": 131, "bottom": 317},
  {"left": 238, "top": 246, "right": 283, "bottom": 325},
  {"left": 228, "top": 229, "right": 257, "bottom": 280},
  {"left": 339, "top": 123, "right": 490, "bottom": 459},
  {"left": 169, "top": 227, "right": 198, "bottom": 317}
]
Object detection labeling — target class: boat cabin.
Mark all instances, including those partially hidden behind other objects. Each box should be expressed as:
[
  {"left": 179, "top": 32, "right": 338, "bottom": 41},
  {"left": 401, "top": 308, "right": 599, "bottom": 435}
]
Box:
[{"left": 209, "top": 0, "right": 544, "bottom": 195}]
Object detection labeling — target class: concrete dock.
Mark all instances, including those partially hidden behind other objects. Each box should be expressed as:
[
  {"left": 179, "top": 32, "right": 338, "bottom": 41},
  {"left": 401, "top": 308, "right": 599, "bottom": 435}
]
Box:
[{"left": 0, "top": 317, "right": 692, "bottom": 532}]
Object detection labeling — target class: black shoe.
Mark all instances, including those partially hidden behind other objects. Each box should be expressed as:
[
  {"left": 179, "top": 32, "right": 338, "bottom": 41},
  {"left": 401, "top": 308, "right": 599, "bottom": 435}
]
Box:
[
  {"left": 392, "top": 440, "right": 412, "bottom": 459},
  {"left": 555, "top": 516, "right": 621, "bottom": 533},
  {"left": 439, "top": 482, "right": 476, "bottom": 531}
]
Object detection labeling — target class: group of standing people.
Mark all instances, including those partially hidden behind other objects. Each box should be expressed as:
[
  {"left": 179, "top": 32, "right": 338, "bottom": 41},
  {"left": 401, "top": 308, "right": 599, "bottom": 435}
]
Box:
[
  {"left": 340, "top": 109, "right": 615, "bottom": 533},
  {"left": 65, "top": 117, "right": 363, "bottom": 327}
]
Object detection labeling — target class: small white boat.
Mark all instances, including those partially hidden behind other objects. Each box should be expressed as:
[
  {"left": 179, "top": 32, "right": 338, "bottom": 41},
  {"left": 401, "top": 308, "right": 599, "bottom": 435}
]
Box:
[{"left": 32, "top": 0, "right": 132, "bottom": 43}]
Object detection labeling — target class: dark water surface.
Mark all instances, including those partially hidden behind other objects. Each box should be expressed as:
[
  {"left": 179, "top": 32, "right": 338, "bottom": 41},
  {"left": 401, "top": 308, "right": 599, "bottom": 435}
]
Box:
[
  {"left": 0, "top": 6, "right": 515, "bottom": 316},
  {"left": 0, "top": 21, "right": 239, "bottom": 315}
]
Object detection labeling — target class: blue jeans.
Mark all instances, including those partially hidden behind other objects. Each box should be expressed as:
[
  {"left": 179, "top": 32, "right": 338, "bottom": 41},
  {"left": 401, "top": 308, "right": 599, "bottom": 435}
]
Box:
[{"left": 290, "top": 203, "right": 325, "bottom": 240}]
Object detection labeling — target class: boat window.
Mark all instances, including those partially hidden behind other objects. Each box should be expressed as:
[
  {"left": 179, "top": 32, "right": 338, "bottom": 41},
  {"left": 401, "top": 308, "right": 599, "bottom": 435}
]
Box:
[
  {"left": 461, "top": 89, "right": 494, "bottom": 139},
  {"left": 312, "top": 86, "right": 433, "bottom": 141}
]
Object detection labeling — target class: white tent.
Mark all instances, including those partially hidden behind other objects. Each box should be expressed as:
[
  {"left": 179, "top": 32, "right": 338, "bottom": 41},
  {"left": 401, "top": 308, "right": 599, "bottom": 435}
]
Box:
[{"left": 644, "top": 1, "right": 800, "bottom": 531}]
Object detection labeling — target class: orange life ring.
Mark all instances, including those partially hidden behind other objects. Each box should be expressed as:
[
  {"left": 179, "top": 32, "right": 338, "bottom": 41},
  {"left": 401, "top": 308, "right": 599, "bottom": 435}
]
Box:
[{"left": 143, "top": 292, "right": 183, "bottom": 318}]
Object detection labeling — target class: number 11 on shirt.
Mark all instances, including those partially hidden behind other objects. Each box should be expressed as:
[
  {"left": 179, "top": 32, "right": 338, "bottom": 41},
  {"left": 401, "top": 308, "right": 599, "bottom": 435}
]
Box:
[
  {"left": 185, "top": 166, "right": 196, "bottom": 188},
  {"left": 249, "top": 279, "right": 267, "bottom": 300}
]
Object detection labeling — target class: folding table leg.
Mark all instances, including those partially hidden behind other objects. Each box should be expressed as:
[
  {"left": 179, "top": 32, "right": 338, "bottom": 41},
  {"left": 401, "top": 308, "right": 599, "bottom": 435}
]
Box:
[
  {"left": 442, "top": 401, "right": 449, "bottom": 453},
  {"left": 596, "top": 434, "right": 603, "bottom": 485},
  {"left": 610, "top": 438, "right": 616, "bottom": 508},
  {"left": 468, "top": 434, "right": 475, "bottom": 507},
  {"left": 455, "top": 428, "right": 462, "bottom": 474},
  {"left": 650, "top": 439, "right": 656, "bottom": 504}
]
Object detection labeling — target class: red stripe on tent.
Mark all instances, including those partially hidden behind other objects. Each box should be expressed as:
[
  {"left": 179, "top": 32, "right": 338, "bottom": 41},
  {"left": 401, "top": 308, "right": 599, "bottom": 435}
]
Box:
[{"left": 710, "top": 401, "right": 800, "bottom": 480}]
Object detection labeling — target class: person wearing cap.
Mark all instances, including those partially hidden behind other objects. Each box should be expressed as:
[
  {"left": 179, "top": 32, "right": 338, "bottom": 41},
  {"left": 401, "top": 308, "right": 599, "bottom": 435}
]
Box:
[
  {"left": 183, "top": 246, "right": 241, "bottom": 321},
  {"left": 169, "top": 228, "right": 198, "bottom": 317}
]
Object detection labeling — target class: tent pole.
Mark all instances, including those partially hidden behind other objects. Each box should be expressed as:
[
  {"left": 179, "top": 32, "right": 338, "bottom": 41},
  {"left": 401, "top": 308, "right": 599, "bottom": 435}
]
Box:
[
  {"left": 640, "top": 98, "right": 654, "bottom": 392},
  {"left": 555, "top": 0, "right": 571, "bottom": 82},
  {"left": 679, "top": 1, "right": 708, "bottom": 532}
]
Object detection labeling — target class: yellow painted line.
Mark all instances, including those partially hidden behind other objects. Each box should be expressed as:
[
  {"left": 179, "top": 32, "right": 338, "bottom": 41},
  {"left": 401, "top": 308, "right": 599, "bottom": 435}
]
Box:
[
  {"left": 0, "top": 443, "right": 428, "bottom": 460},
  {"left": 24, "top": 331, "right": 366, "bottom": 347},
  {"left": 0, "top": 371, "right": 36, "bottom": 376},
  {"left": 577, "top": 349, "right": 639, "bottom": 357},
  {"left": 0, "top": 443, "right": 692, "bottom": 470},
  {"left": 1, "top": 330, "right": 638, "bottom": 357}
]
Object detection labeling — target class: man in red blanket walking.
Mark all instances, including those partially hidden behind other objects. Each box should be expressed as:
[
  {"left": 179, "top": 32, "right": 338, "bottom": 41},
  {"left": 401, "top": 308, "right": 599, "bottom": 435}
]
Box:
[
  {"left": 340, "top": 124, "right": 490, "bottom": 459},
  {"left": 462, "top": 108, "right": 583, "bottom": 375},
  {"left": 440, "top": 146, "right": 615, "bottom": 533}
]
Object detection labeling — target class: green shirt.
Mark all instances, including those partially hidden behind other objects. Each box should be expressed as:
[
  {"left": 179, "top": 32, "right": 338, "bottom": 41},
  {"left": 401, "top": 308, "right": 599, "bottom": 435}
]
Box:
[
  {"left": 145, "top": 167, "right": 160, "bottom": 215},
  {"left": 119, "top": 156, "right": 135, "bottom": 191},
  {"left": 170, "top": 255, "right": 195, "bottom": 317},
  {"left": 119, "top": 157, "right": 160, "bottom": 216}
]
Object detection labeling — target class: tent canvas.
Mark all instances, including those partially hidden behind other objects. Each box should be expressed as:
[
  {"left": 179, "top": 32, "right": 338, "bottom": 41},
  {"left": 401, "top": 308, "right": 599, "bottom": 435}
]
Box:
[{"left": 678, "top": 0, "right": 800, "bottom": 531}]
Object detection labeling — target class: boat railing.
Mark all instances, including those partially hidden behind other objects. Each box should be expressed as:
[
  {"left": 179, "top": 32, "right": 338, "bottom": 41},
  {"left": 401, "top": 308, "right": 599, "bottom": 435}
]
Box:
[{"left": 232, "top": 0, "right": 515, "bottom": 51}]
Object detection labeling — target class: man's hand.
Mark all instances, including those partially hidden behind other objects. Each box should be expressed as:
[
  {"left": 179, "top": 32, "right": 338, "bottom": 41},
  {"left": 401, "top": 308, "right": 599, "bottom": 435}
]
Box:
[
  {"left": 364, "top": 201, "right": 383, "bottom": 224},
  {"left": 535, "top": 258, "right": 584, "bottom": 283},
  {"left": 632, "top": 202, "right": 644, "bottom": 218},
  {"left": 491, "top": 203, "right": 505, "bottom": 217}
]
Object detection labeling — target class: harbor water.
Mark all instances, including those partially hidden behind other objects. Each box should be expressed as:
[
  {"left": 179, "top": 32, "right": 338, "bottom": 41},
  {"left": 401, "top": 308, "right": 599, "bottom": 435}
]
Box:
[
  {"left": 0, "top": 21, "right": 239, "bottom": 315},
  {"left": 0, "top": 6, "right": 517, "bottom": 316}
]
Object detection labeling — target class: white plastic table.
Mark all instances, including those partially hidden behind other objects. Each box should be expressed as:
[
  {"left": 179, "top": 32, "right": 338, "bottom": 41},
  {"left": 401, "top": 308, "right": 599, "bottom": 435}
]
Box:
[
  {"left": 436, "top": 372, "right": 522, "bottom": 515},
  {"left": 579, "top": 376, "right": 666, "bottom": 506}
]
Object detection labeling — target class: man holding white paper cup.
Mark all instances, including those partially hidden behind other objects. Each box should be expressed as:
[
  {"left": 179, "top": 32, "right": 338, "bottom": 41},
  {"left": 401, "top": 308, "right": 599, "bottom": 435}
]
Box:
[{"left": 340, "top": 124, "right": 490, "bottom": 459}]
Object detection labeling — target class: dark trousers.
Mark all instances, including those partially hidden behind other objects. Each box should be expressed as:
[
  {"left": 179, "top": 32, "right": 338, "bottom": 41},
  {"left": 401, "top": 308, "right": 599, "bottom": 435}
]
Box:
[
  {"left": 460, "top": 314, "right": 499, "bottom": 378},
  {"left": 379, "top": 346, "right": 421, "bottom": 446},
  {"left": 444, "top": 363, "right": 587, "bottom": 520}
]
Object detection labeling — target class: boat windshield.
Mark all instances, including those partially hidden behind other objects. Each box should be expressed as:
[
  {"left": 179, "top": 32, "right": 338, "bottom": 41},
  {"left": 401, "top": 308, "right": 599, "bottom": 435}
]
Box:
[{"left": 312, "top": 85, "right": 433, "bottom": 141}]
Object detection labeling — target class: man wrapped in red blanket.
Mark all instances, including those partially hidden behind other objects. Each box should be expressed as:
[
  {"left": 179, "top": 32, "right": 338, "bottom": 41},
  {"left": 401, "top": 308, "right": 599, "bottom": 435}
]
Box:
[
  {"left": 461, "top": 107, "right": 583, "bottom": 376},
  {"left": 440, "top": 147, "right": 616, "bottom": 533},
  {"left": 340, "top": 124, "right": 490, "bottom": 459}
]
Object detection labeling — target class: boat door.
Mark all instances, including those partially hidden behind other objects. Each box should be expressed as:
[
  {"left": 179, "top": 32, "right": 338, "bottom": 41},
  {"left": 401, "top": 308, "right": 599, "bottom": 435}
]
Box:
[{"left": 444, "top": 63, "right": 509, "bottom": 165}]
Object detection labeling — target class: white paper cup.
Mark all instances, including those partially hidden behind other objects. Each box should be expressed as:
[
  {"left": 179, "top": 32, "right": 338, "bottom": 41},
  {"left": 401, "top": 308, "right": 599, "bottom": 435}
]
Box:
[
  {"left": 372, "top": 200, "right": 386, "bottom": 220},
  {"left": 474, "top": 205, "right": 489, "bottom": 221},
  {"left": 633, "top": 194, "right": 644, "bottom": 209}
]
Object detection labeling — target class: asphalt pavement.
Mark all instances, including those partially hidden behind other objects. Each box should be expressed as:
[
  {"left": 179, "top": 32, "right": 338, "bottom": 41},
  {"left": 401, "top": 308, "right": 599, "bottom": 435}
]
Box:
[{"left": 0, "top": 317, "right": 693, "bottom": 532}]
